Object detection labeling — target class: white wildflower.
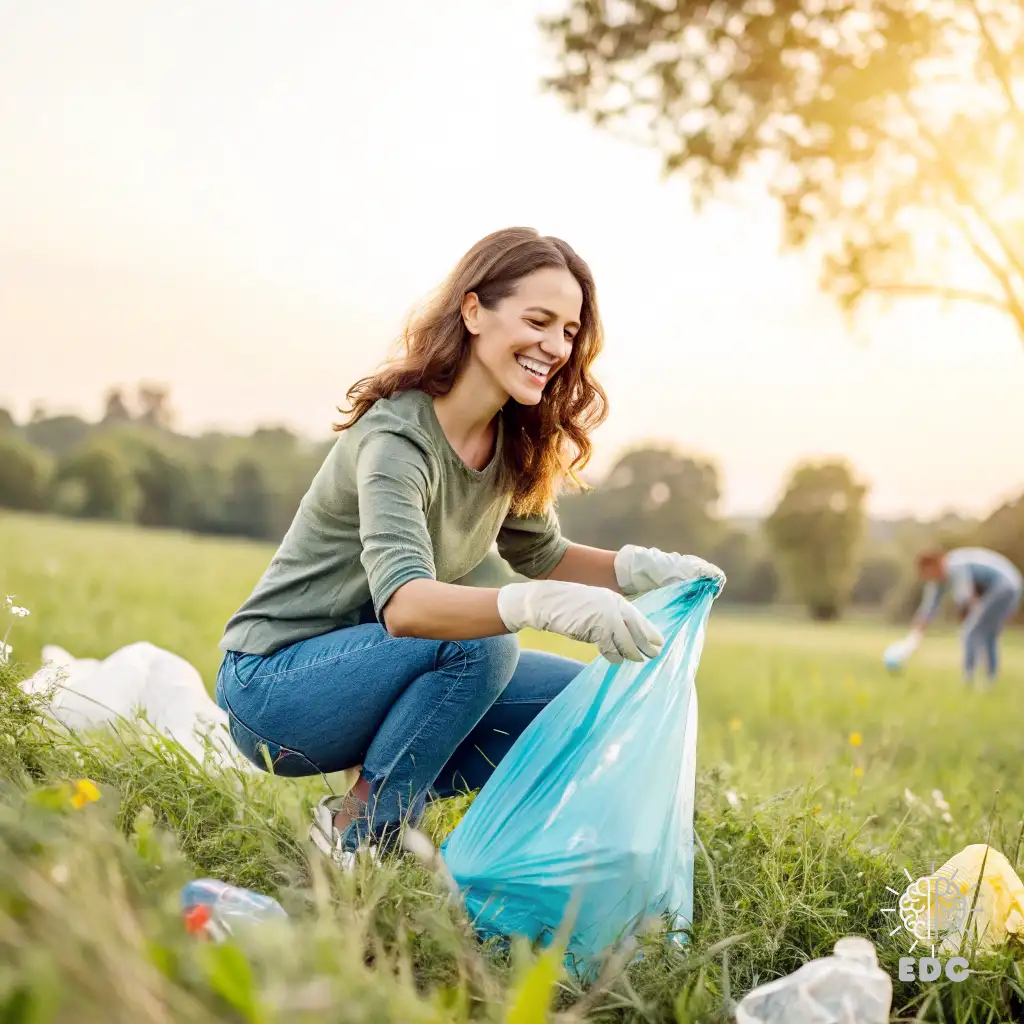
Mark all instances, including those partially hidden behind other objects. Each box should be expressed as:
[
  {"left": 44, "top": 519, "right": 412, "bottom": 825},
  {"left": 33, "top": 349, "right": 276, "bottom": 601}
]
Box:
[
  {"left": 904, "top": 788, "right": 917, "bottom": 806},
  {"left": 50, "top": 863, "right": 70, "bottom": 885},
  {"left": 3, "top": 595, "right": 11, "bottom": 608},
  {"left": 942, "top": 811, "right": 954, "bottom": 824},
  {"left": 931, "top": 789, "right": 951, "bottom": 812},
  {"left": 9, "top": 606, "right": 29, "bottom": 618},
  {"left": 725, "top": 789, "right": 741, "bottom": 809},
  {"left": 0, "top": 642, "right": 11, "bottom": 665}
]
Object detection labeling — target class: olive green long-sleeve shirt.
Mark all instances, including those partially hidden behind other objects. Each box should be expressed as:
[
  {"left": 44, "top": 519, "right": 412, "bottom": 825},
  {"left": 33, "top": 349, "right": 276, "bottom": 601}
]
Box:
[{"left": 219, "top": 389, "right": 569, "bottom": 656}]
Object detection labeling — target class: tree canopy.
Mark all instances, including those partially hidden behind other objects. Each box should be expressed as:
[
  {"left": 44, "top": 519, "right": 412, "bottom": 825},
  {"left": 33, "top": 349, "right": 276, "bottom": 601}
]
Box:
[{"left": 542, "top": 0, "right": 1024, "bottom": 340}]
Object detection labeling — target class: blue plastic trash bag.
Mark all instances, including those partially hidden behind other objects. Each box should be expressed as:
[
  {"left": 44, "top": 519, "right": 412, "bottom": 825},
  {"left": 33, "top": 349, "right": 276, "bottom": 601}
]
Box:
[{"left": 440, "top": 575, "right": 723, "bottom": 975}]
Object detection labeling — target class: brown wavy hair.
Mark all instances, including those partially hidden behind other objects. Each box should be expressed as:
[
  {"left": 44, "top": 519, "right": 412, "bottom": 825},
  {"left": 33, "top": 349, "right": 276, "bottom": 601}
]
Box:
[{"left": 335, "top": 227, "right": 608, "bottom": 516}]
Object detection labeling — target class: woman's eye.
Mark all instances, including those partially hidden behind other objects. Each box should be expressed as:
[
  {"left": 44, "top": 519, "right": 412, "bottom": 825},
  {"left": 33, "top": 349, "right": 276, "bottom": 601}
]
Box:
[
  {"left": 527, "top": 319, "right": 545, "bottom": 329},
  {"left": 565, "top": 331, "right": 576, "bottom": 342}
]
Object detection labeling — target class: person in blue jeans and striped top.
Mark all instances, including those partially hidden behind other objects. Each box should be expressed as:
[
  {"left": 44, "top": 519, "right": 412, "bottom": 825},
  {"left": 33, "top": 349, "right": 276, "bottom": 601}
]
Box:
[
  {"left": 912, "top": 547, "right": 1022, "bottom": 686},
  {"left": 215, "top": 227, "right": 725, "bottom": 868}
]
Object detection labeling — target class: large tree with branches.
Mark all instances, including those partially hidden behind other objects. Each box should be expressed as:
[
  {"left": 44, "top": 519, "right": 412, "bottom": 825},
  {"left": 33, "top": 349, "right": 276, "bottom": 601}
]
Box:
[{"left": 541, "top": 0, "right": 1024, "bottom": 341}]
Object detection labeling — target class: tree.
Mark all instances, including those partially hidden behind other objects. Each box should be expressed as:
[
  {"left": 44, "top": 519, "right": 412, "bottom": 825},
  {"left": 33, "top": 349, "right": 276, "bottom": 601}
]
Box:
[
  {"left": 558, "top": 444, "right": 723, "bottom": 554},
  {"left": 765, "top": 460, "right": 867, "bottom": 619},
  {"left": 222, "top": 460, "right": 272, "bottom": 539},
  {"left": 102, "top": 387, "right": 133, "bottom": 424},
  {"left": 128, "top": 439, "right": 200, "bottom": 529},
  {"left": 0, "top": 436, "right": 51, "bottom": 511},
  {"left": 709, "top": 528, "right": 780, "bottom": 604},
  {"left": 136, "top": 383, "right": 174, "bottom": 430},
  {"left": 975, "top": 493, "right": 1024, "bottom": 620},
  {"left": 24, "top": 414, "right": 91, "bottom": 458},
  {"left": 53, "top": 442, "right": 140, "bottom": 521},
  {"left": 850, "top": 554, "right": 905, "bottom": 606},
  {"left": 542, "top": 0, "right": 1024, "bottom": 342}
]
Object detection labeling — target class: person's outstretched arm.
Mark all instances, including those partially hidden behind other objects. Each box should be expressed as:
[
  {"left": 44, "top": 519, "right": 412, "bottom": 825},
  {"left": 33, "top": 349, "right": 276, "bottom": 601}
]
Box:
[
  {"left": 912, "top": 581, "right": 943, "bottom": 634},
  {"left": 538, "top": 543, "right": 619, "bottom": 590},
  {"left": 497, "top": 508, "right": 725, "bottom": 598},
  {"left": 540, "top": 542, "right": 725, "bottom": 597}
]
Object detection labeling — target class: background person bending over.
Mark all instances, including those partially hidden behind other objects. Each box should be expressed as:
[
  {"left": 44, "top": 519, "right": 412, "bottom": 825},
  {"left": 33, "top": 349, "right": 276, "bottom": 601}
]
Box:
[
  {"left": 912, "top": 547, "right": 1022, "bottom": 686},
  {"left": 214, "top": 227, "right": 725, "bottom": 868}
]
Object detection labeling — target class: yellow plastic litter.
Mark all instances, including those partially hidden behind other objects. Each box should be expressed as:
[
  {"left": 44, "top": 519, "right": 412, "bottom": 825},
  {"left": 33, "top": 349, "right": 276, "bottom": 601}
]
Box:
[{"left": 930, "top": 844, "right": 1024, "bottom": 953}]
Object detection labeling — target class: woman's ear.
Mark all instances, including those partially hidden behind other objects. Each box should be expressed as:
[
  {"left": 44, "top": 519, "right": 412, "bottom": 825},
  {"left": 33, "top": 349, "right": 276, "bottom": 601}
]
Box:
[{"left": 461, "top": 292, "right": 482, "bottom": 336}]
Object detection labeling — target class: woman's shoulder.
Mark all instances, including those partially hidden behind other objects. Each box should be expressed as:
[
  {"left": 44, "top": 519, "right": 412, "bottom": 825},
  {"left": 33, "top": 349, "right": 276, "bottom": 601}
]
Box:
[{"left": 346, "top": 390, "right": 439, "bottom": 462}]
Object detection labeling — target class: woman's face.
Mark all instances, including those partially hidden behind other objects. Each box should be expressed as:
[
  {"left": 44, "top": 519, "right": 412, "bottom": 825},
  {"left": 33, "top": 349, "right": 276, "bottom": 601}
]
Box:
[{"left": 462, "top": 267, "right": 583, "bottom": 406}]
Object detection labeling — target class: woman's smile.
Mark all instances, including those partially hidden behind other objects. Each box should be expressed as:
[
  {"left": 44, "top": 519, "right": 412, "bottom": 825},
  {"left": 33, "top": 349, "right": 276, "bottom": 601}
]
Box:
[{"left": 515, "top": 353, "right": 554, "bottom": 386}]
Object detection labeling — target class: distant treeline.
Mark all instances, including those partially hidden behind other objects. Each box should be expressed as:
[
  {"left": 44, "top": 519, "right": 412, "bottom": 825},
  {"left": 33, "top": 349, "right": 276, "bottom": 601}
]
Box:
[
  {"left": 0, "top": 385, "right": 332, "bottom": 543},
  {"left": 1, "top": 384, "right": 1021, "bottom": 621}
]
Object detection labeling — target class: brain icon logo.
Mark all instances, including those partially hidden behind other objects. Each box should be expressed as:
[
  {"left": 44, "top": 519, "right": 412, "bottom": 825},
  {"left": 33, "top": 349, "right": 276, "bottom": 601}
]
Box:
[
  {"left": 884, "top": 864, "right": 981, "bottom": 956},
  {"left": 899, "top": 874, "right": 969, "bottom": 944}
]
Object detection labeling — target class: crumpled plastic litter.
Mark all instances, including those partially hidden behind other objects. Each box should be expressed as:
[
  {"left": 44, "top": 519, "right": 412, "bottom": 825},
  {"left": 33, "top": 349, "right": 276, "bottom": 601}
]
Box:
[
  {"left": 22, "top": 641, "right": 245, "bottom": 770},
  {"left": 735, "top": 936, "right": 892, "bottom": 1024},
  {"left": 929, "top": 844, "right": 1024, "bottom": 953},
  {"left": 440, "top": 575, "right": 723, "bottom": 976},
  {"left": 181, "top": 878, "right": 287, "bottom": 941}
]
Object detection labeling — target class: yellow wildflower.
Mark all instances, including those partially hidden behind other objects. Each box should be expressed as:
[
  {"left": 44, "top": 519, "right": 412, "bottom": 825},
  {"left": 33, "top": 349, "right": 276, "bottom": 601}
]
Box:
[
  {"left": 71, "top": 779, "right": 100, "bottom": 809},
  {"left": 848, "top": 732, "right": 863, "bottom": 748},
  {"left": 729, "top": 717, "right": 742, "bottom": 732}
]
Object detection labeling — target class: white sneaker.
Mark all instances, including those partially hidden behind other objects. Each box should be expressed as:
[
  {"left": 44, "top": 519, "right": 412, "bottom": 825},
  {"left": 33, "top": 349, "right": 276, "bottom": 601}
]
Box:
[{"left": 308, "top": 794, "right": 378, "bottom": 870}]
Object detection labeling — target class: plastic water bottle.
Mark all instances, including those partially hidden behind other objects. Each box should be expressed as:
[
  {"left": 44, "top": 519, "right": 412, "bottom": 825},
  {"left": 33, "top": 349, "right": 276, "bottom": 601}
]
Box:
[
  {"left": 180, "top": 879, "right": 287, "bottom": 941},
  {"left": 735, "top": 936, "right": 892, "bottom": 1024}
]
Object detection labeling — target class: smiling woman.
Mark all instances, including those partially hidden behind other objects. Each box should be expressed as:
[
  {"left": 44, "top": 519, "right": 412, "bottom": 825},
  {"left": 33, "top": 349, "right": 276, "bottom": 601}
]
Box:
[{"left": 212, "top": 226, "right": 725, "bottom": 868}]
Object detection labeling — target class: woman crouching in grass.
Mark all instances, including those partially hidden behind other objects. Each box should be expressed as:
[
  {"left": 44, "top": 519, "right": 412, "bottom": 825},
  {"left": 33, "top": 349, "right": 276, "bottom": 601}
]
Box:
[{"left": 215, "top": 227, "right": 725, "bottom": 867}]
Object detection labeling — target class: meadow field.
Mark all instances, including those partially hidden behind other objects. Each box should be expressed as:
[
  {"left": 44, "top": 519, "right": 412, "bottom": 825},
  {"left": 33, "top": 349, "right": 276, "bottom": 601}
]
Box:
[{"left": 2, "top": 510, "right": 1024, "bottom": 1022}]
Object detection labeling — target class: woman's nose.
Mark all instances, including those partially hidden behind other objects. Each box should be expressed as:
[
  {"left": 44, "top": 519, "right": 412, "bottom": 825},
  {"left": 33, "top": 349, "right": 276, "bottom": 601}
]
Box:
[{"left": 539, "top": 332, "right": 571, "bottom": 362}]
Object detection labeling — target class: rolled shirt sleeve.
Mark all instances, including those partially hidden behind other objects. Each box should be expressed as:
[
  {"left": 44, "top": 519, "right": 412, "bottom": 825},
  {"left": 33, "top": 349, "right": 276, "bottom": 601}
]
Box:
[
  {"left": 496, "top": 505, "right": 570, "bottom": 579},
  {"left": 356, "top": 431, "right": 437, "bottom": 619}
]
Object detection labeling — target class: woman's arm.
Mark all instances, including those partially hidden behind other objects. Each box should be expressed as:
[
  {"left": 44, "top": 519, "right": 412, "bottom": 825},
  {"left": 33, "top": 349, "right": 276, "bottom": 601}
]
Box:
[
  {"left": 537, "top": 542, "right": 726, "bottom": 598},
  {"left": 383, "top": 580, "right": 507, "bottom": 639},
  {"left": 911, "top": 580, "right": 943, "bottom": 633},
  {"left": 382, "top": 574, "right": 665, "bottom": 665},
  {"left": 537, "top": 543, "right": 621, "bottom": 591}
]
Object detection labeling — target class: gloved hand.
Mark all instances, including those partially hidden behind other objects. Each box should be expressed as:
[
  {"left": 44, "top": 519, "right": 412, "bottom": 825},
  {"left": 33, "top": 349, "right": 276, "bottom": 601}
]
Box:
[
  {"left": 613, "top": 544, "right": 726, "bottom": 598},
  {"left": 883, "top": 632, "right": 920, "bottom": 671},
  {"left": 497, "top": 580, "right": 665, "bottom": 664}
]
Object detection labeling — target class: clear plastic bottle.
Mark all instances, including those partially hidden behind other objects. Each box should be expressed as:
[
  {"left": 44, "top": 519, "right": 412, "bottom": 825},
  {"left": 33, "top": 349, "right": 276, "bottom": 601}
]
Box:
[
  {"left": 180, "top": 879, "right": 287, "bottom": 941},
  {"left": 735, "top": 936, "right": 892, "bottom": 1024}
]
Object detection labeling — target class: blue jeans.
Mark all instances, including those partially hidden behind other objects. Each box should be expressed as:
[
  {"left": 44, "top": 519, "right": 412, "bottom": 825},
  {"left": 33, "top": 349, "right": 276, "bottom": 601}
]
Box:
[
  {"left": 962, "top": 584, "right": 1022, "bottom": 681},
  {"left": 214, "top": 626, "right": 583, "bottom": 851}
]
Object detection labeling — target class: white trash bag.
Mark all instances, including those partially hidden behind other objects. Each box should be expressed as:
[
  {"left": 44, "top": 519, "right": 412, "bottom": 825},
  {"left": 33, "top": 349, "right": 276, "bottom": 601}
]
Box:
[
  {"left": 735, "top": 936, "right": 892, "bottom": 1024},
  {"left": 23, "top": 641, "right": 244, "bottom": 770}
]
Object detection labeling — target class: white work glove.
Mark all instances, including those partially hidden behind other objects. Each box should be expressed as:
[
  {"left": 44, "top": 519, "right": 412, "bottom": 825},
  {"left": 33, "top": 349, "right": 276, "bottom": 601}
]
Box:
[
  {"left": 613, "top": 544, "right": 726, "bottom": 597},
  {"left": 497, "top": 580, "right": 665, "bottom": 664}
]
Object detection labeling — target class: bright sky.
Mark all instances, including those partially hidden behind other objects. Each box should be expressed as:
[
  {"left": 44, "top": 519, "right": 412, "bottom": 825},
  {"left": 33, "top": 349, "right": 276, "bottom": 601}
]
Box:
[{"left": 2, "top": 0, "right": 1022, "bottom": 518}]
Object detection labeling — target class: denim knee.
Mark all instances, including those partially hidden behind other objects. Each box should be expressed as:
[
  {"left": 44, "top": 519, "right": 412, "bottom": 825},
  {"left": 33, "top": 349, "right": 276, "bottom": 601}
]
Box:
[{"left": 439, "top": 633, "right": 520, "bottom": 697}]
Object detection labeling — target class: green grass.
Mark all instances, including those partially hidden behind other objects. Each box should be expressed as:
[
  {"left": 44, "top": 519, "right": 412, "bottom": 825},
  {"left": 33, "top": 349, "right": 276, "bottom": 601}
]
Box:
[{"left": 2, "top": 509, "right": 1024, "bottom": 1022}]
